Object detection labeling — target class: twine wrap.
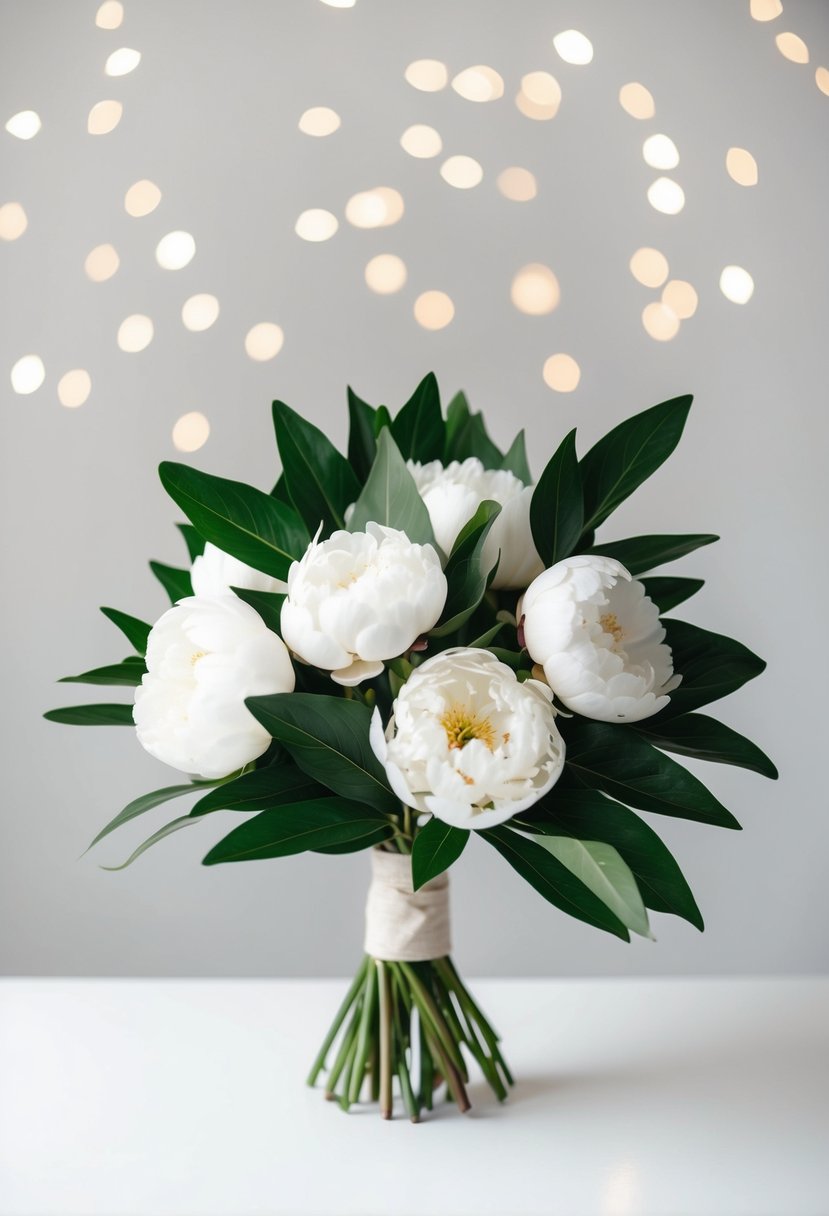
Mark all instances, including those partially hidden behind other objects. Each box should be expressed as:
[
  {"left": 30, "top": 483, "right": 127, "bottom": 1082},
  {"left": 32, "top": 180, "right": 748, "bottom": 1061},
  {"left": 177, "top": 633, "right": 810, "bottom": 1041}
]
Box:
[{"left": 363, "top": 848, "right": 451, "bottom": 962}]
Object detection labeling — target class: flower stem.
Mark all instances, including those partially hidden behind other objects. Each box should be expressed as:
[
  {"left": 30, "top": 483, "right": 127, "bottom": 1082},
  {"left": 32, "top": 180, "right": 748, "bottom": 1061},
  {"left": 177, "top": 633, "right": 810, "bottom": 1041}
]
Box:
[
  {"left": 306, "top": 956, "right": 367, "bottom": 1087},
  {"left": 377, "top": 960, "right": 393, "bottom": 1119}
]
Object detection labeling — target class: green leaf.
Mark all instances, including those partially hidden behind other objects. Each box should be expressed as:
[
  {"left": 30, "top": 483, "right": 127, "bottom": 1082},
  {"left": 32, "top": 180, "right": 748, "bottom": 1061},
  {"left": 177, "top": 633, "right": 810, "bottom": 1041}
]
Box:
[
  {"left": 159, "top": 462, "right": 309, "bottom": 583},
  {"left": 641, "top": 576, "right": 704, "bottom": 614},
  {"left": 659, "top": 620, "right": 767, "bottom": 718},
  {"left": 347, "top": 428, "right": 436, "bottom": 547},
  {"left": 636, "top": 712, "right": 777, "bottom": 779},
  {"left": 100, "top": 814, "right": 199, "bottom": 870},
  {"left": 500, "top": 430, "right": 532, "bottom": 484},
  {"left": 446, "top": 410, "right": 503, "bottom": 468},
  {"left": 177, "top": 523, "right": 205, "bottom": 562},
  {"left": 467, "top": 622, "right": 504, "bottom": 649},
  {"left": 587, "top": 533, "right": 718, "bottom": 575},
  {"left": 561, "top": 719, "right": 740, "bottom": 829},
  {"left": 347, "top": 388, "right": 377, "bottom": 482},
  {"left": 150, "top": 560, "right": 192, "bottom": 603},
  {"left": 100, "top": 607, "right": 152, "bottom": 656},
  {"left": 59, "top": 657, "right": 145, "bottom": 687},
  {"left": 530, "top": 835, "right": 651, "bottom": 937},
  {"left": 230, "top": 587, "right": 286, "bottom": 634},
  {"left": 271, "top": 473, "right": 292, "bottom": 505},
  {"left": 88, "top": 781, "right": 215, "bottom": 851},
  {"left": 272, "top": 400, "right": 361, "bottom": 536},
  {"left": 44, "top": 703, "right": 135, "bottom": 726},
  {"left": 579, "top": 395, "right": 692, "bottom": 536},
  {"left": 313, "top": 832, "right": 392, "bottom": 855},
  {"left": 431, "top": 500, "right": 501, "bottom": 636},
  {"left": 530, "top": 429, "right": 583, "bottom": 566},
  {"left": 483, "top": 826, "right": 630, "bottom": 940},
  {"left": 244, "top": 693, "right": 399, "bottom": 814},
  {"left": 374, "top": 405, "right": 392, "bottom": 436},
  {"left": 444, "top": 391, "right": 470, "bottom": 460},
  {"left": 391, "top": 372, "right": 445, "bottom": 463},
  {"left": 190, "top": 764, "right": 326, "bottom": 815},
  {"left": 411, "top": 818, "right": 469, "bottom": 890},
  {"left": 202, "top": 799, "right": 391, "bottom": 864},
  {"left": 521, "top": 787, "right": 703, "bottom": 930}
]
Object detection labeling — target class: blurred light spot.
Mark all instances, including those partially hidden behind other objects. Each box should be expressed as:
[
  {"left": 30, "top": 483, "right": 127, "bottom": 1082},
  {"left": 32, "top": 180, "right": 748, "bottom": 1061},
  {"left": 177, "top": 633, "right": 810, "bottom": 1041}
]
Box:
[
  {"left": 497, "top": 167, "right": 537, "bottom": 201},
  {"left": 451, "top": 65, "right": 504, "bottom": 102},
  {"left": 642, "top": 302, "right": 679, "bottom": 341},
  {"left": 10, "top": 355, "right": 45, "bottom": 395},
  {"left": 295, "top": 208, "right": 338, "bottom": 241},
  {"left": 173, "top": 411, "right": 210, "bottom": 452},
  {"left": 345, "top": 187, "right": 404, "bottom": 228},
  {"left": 516, "top": 72, "right": 561, "bottom": 120},
  {"left": 182, "top": 293, "right": 220, "bottom": 331},
  {"left": 95, "top": 1, "right": 124, "bottom": 28},
  {"left": 245, "top": 322, "right": 284, "bottom": 361},
  {"left": 298, "top": 106, "right": 341, "bottom": 136},
  {"left": 105, "top": 47, "right": 141, "bottom": 76},
  {"left": 643, "top": 134, "right": 679, "bottom": 169},
  {"left": 440, "top": 155, "right": 483, "bottom": 189},
  {"left": 5, "top": 110, "right": 41, "bottom": 140},
  {"left": 726, "top": 147, "right": 758, "bottom": 186},
  {"left": 543, "top": 353, "right": 580, "bottom": 392},
  {"left": 629, "top": 247, "right": 669, "bottom": 287},
  {"left": 84, "top": 243, "right": 120, "bottom": 281},
  {"left": 776, "top": 32, "right": 808, "bottom": 63},
  {"left": 124, "top": 178, "right": 161, "bottom": 216},
  {"left": 511, "top": 264, "right": 560, "bottom": 315},
  {"left": 750, "top": 0, "right": 782, "bottom": 18},
  {"left": 661, "top": 279, "right": 698, "bottom": 319},
  {"left": 817, "top": 67, "right": 829, "bottom": 95},
  {"left": 400, "top": 124, "right": 442, "bottom": 158},
  {"left": 414, "top": 291, "right": 454, "bottom": 330},
  {"left": 405, "top": 59, "right": 448, "bottom": 92},
  {"left": 87, "top": 100, "right": 122, "bottom": 134},
  {"left": 117, "top": 315, "right": 153, "bottom": 352},
  {"left": 719, "top": 265, "right": 754, "bottom": 303},
  {"left": 0, "top": 202, "right": 28, "bottom": 240},
  {"left": 647, "top": 177, "right": 685, "bottom": 214},
  {"left": 365, "top": 253, "right": 407, "bottom": 294},
  {"left": 57, "top": 369, "right": 91, "bottom": 408},
  {"left": 155, "top": 230, "right": 196, "bottom": 269},
  {"left": 320, "top": 0, "right": 355, "bottom": 6},
  {"left": 619, "top": 82, "right": 654, "bottom": 119},
  {"left": 553, "top": 30, "right": 593, "bottom": 65}
]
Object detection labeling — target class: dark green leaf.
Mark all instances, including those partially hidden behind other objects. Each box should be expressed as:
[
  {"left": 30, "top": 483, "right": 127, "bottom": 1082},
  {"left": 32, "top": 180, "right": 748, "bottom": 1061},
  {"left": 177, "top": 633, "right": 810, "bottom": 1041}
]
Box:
[
  {"left": 431, "top": 500, "right": 501, "bottom": 636},
  {"left": 44, "top": 703, "right": 134, "bottom": 726},
  {"left": 659, "top": 620, "right": 766, "bottom": 718},
  {"left": 483, "top": 826, "right": 630, "bottom": 940},
  {"left": 159, "top": 462, "right": 309, "bottom": 582},
  {"left": 637, "top": 712, "right": 777, "bottom": 778},
  {"left": 59, "top": 657, "right": 145, "bottom": 687},
  {"left": 190, "top": 764, "right": 327, "bottom": 816},
  {"left": 244, "top": 693, "right": 399, "bottom": 814},
  {"left": 177, "top": 523, "right": 205, "bottom": 562},
  {"left": 641, "top": 576, "right": 704, "bottom": 614},
  {"left": 444, "top": 391, "right": 470, "bottom": 460},
  {"left": 88, "top": 781, "right": 215, "bottom": 851},
  {"left": 313, "top": 830, "right": 393, "bottom": 855},
  {"left": 500, "top": 430, "right": 532, "bottom": 484},
  {"left": 391, "top": 372, "right": 444, "bottom": 463},
  {"left": 374, "top": 405, "right": 392, "bottom": 436},
  {"left": 587, "top": 533, "right": 718, "bottom": 575},
  {"left": 101, "top": 814, "right": 199, "bottom": 870},
  {"left": 150, "top": 560, "right": 192, "bottom": 603},
  {"left": 230, "top": 587, "right": 286, "bottom": 634},
  {"left": 446, "top": 410, "right": 503, "bottom": 468},
  {"left": 271, "top": 473, "right": 292, "bottom": 505},
  {"left": 347, "top": 427, "right": 436, "bottom": 546},
  {"left": 99, "top": 607, "right": 152, "bottom": 656},
  {"left": 530, "top": 428, "right": 583, "bottom": 566},
  {"left": 202, "top": 799, "right": 391, "bottom": 864},
  {"left": 272, "top": 400, "right": 361, "bottom": 536},
  {"left": 412, "top": 819, "right": 469, "bottom": 890},
  {"left": 561, "top": 718, "right": 740, "bottom": 829},
  {"left": 579, "top": 395, "right": 692, "bottom": 535},
  {"left": 347, "top": 388, "right": 377, "bottom": 482}
]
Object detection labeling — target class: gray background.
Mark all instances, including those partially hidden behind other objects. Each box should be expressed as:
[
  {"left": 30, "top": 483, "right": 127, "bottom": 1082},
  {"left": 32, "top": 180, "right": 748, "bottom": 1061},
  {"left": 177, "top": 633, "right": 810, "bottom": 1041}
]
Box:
[{"left": 2, "top": 0, "right": 827, "bottom": 978}]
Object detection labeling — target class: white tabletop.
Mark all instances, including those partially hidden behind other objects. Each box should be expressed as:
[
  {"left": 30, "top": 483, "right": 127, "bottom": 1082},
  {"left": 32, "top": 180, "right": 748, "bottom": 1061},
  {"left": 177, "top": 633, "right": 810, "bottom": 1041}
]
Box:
[{"left": 1, "top": 976, "right": 826, "bottom": 1216}]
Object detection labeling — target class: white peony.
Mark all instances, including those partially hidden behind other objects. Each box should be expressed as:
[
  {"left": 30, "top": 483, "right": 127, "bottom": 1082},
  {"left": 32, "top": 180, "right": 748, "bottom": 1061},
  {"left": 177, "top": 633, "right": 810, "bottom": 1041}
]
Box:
[
  {"left": 407, "top": 457, "right": 544, "bottom": 590},
  {"left": 521, "top": 555, "right": 680, "bottom": 723},
  {"left": 370, "top": 647, "right": 565, "bottom": 831},
  {"left": 134, "top": 595, "right": 295, "bottom": 779},
  {"left": 191, "top": 541, "right": 287, "bottom": 598},
  {"left": 280, "top": 523, "right": 447, "bottom": 686}
]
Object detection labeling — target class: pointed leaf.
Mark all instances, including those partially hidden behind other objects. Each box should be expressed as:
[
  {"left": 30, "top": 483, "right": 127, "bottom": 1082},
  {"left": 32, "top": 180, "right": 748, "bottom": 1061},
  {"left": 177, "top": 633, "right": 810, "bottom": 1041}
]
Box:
[
  {"left": 659, "top": 620, "right": 767, "bottom": 718},
  {"left": 60, "top": 657, "right": 145, "bottom": 687},
  {"left": 88, "top": 781, "right": 215, "bottom": 851},
  {"left": 159, "top": 462, "right": 309, "bottom": 582},
  {"left": 202, "top": 799, "right": 391, "bottom": 864},
  {"left": 588, "top": 533, "right": 718, "bottom": 575},
  {"left": 150, "top": 560, "right": 192, "bottom": 603},
  {"left": 272, "top": 400, "right": 361, "bottom": 536},
  {"left": 177, "top": 523, "right": 205, "bottom": 562},
  {"left": 530, "top": 428, "right": 583, "bottom": 566},
  {"left": 529, "top": 834, "right": 651, "bottom": 937},
  {"left": 431, "top": 500, "right": 501, "bottom": 636},
  {"left": 190, "top": 764, "right": 327, "bottom": 815},
  {"left": 444, "top": 391, "right": 470, "bottom": 460},
  {"left": 446, "top": 410, "right": 503, "bottom": 468},
  {"left": 391, "top": 372, "right": 444, "bottom": 463},
  {"left": 100, "top": 607, "right": 152, "bottom": 656},
  {"left": 230, "top": 587, "right": 286, "bottom": 634},
  {"left": 347, "top": 428, "right": 436, "bottom": 546},
  {"left": 501, "top": 430, "right": 532, "bottom": 484},
  {"left": 641, "top": 576, "right": 704, "bottom": 614},
  {"left": 347, "top": 388, "right": 377, "bottom": 482},
  {"left": 412, "top": 818, "right": 469, "bottom": 890},
  {"left": 44, "top": 703, "right": 134, "bottom": 726},
  {"left": 101, "top": 814, "right": 199, "bottom": 871},
  {"left": 636, "top": 712, "right": 777, "bottom": 778}
]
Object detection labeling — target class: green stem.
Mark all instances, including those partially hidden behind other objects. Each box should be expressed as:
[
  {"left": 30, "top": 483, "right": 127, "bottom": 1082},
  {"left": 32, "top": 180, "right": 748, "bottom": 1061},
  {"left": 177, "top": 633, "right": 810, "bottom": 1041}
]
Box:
[
  {"left": 398, "top": 961, "right": 467, "bottom": 1077},
  {"left": 324, "top": 996, "right": 364, "bottom": 1098},
  {"left": 306, "top": 957, "right": 368, "bottom": 1087},
  {"left": 346, "top": 959, "right": 378, "bottom": 1106},
  {"left": 377, "top": 960, "right": 393, "bottom": 1119}
]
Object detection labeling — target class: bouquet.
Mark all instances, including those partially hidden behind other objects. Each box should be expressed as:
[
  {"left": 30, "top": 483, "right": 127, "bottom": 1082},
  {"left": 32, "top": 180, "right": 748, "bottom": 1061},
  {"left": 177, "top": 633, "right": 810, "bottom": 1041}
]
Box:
[{"left": 47, "top": 373, "right": 775, "bottom": 1121}]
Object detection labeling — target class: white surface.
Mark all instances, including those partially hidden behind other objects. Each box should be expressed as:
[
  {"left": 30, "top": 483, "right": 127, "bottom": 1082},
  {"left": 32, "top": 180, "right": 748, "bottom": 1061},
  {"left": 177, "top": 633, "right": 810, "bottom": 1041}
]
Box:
[{"left": 1, "top": 977, "right": 827, "bottom": 1216}]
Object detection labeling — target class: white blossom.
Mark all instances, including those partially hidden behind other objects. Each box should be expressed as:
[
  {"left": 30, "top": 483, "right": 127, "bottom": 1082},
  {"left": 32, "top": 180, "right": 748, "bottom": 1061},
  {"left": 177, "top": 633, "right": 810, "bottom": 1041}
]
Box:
[{"left": 191, "top": 541, "right": 286, "bottom": 598}]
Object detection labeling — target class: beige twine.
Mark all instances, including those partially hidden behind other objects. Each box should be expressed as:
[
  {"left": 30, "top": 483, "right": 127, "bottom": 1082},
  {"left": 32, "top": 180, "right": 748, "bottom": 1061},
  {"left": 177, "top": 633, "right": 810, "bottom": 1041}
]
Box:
[{"left": 363, "top": 848, "right": 451, "bottom": 962}]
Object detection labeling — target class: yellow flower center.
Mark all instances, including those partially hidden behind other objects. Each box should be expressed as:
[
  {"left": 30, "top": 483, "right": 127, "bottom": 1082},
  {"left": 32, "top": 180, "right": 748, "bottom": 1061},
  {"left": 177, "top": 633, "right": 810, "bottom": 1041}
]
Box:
[
  {"left": 600, "top": 612, "right": 624, "bottom": 644},
  {"left": 190, "top": 650, "right": 207, "bottom": 665},
  {"left": 440, "top": 704, "right": 496, "bottom": 751}
]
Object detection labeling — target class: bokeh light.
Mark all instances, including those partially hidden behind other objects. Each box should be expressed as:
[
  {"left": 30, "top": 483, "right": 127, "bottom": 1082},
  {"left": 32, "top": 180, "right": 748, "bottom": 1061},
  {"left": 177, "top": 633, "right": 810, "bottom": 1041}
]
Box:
[
  {"left": 57, "top": 370, "right": 92, "bottom": 408},
  {"left": 298, "top": 107, "right": 341, "bottom": 136},
  {"left": 553, "top": 30, "right": 593, "bottom": 65},
  {"left": 117, "top": 315, "right": 154, "bottom": 352},
  {"left": 181, "top": 294, "right": 220, "bottom": 332},
  {"left": 124, "top": 179, "right": 161, "bottom": 217},
  {"left": 516, "top": 72, "right": 561, "bottom": 120},
  {"left": 84, "top": 243, "right": 120, "bottom": 282},
  {"left": 750, "top": 0, "right": 782, "bottom": 19},
  {"left": 155, "top": 230, "right": 196, "bottom": 269},
  {"left": 647, "top": 177, "right": 685, "bottom": 214},
  {"left": 719, "top": 265, "right": 754, "bottom": 303},
  {"left": 345, "top": 187, "right": 404, "bottom": 228},
  {"left": 5, "top": 111, "right": 41, "bottom": 140},
  {"left": 245, "top": 322, "right": 284, "bottom": 361},
  {"left": 87, "top": 100, "right": 123, "bottom": 135},
  {"left": 440, "top": 156, "right": 483, "bottom": 189},
  {"left": 95, "top": 1, "right": 123, "bottom": 29},
  {"left": 0, "top": 202, "right": 28, "bottom": 241},
  {"left": 365, "top": 254, "right": 407, "bottom": 294},
  {"left": 511, "top": 264, "right": 560, "bottom": 315},
  {"left": 543, "top": 354, "right": 580, "bottom": 392},
  {"left": 295, "top": 209, "right": 339, "bottom": 241},
  {"left": 661, "top": 279, "right": 698, "bottom": 319},
  {"left": 816, "top": 67, "right": 829, "bottom": 96},
  {"left": 400, "top": 124, "right": 442, "bottom": 158},
  {"left": 414, "top": 291, "right": 454, "bottom": 330},
  {"left": 643, "top": 134, "right": 679, "bottom": 170},
  {"left": 629, "top": 247, "right": 669, "bottom": 288},
  {"left": 619, "top": 82, "right": 654, "bottom": 119},
  {"left": 642, "top": 302, "right": 680, "bottom": 341},
  {"left": 404, "top": 60, "right": 448, "bottom": 92},
  {"left": 775, "top": 32, "right": 808, "bottom": 63},
  {"left": 10, "top": 355, "right": 45, "bottom": 395},
  {"left": 172, "top": 412, "right": 211, "bottom": 452},
  {"left": 726, "top": 147, "right": 758, "bottom": 186},
  {"left": 496, "top": 167, "right": 537, "bottom": 202},
  {"left": 105, "top": 47, "right": 141, "bottom": 76},
  {"left": 451, "top": 66, "right": 504, "bottom": 102}
]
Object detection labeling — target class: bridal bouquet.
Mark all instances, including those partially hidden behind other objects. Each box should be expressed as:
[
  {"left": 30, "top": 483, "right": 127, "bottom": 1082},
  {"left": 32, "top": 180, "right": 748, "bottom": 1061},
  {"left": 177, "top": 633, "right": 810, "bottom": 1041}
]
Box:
[{"left": 47, "top": 374, "right": 774, "bottom": 1120}]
